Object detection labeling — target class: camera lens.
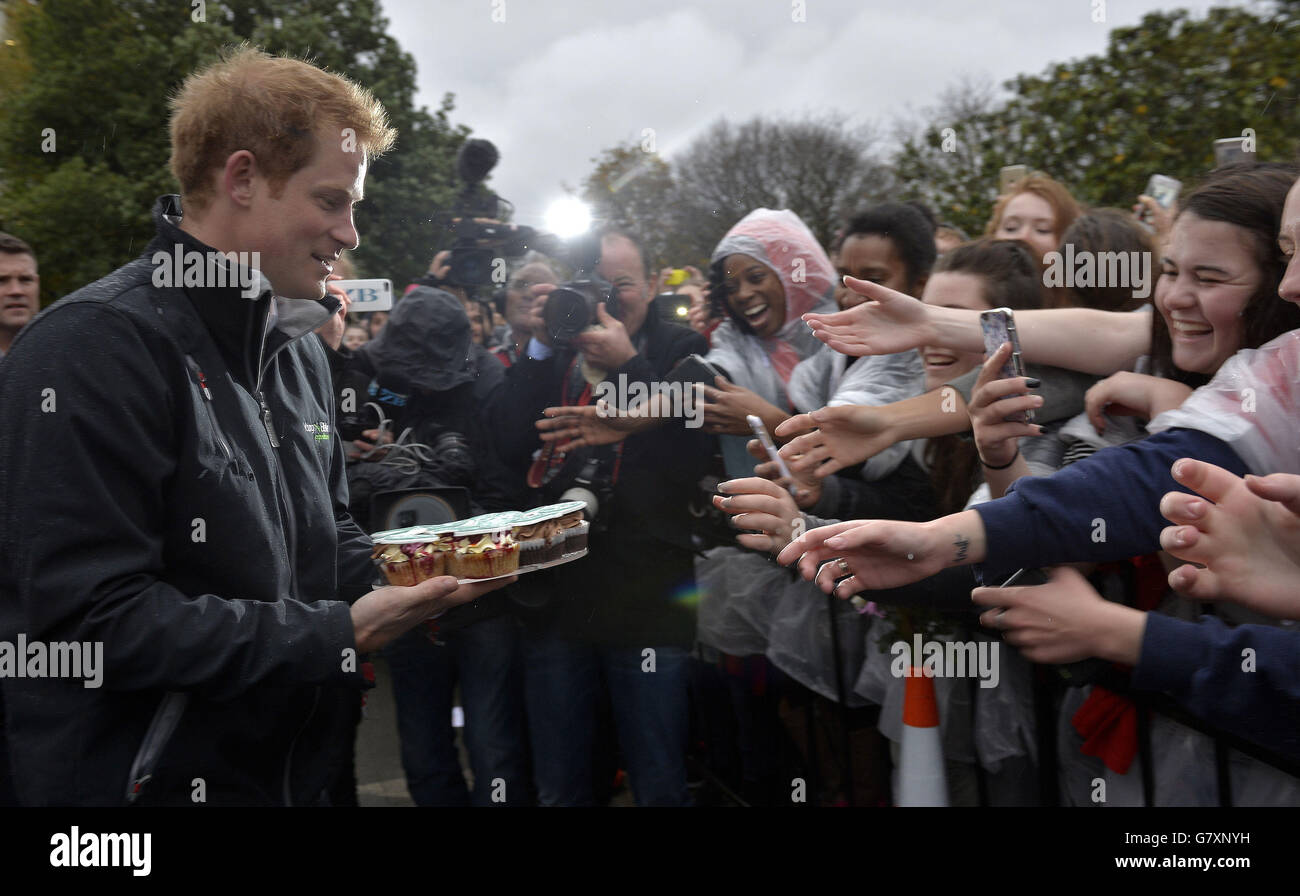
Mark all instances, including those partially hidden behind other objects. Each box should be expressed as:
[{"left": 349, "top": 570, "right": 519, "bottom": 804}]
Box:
[{"left": 543, "top": 286, "right": 593, "bottom": 347}]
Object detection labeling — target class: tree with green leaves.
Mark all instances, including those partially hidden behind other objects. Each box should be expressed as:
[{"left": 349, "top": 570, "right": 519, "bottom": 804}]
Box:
[
  {"left": 578, "top": 140, "right": 696, "bottom": 270},
  {"left": 0, "top": 0, "right": 474, "bottom": 303},
  {"left": 894, "top": 2, "right": 1300, "bottom": 235}
]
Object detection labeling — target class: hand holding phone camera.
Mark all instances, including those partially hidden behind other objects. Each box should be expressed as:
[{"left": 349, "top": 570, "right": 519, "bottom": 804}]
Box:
[{"left": 979, "top": 308, "right": 1034, "bottom": 424}]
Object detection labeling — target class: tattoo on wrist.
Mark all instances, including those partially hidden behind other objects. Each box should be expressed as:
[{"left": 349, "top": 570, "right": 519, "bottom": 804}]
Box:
[{"left": 953, "top": 534, "right": 969, "bottom": 563}]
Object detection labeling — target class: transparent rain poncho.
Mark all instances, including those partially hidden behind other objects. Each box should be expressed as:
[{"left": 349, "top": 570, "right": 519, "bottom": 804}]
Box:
[
  {"left": 1148, "top": 329, "right": 1300, "bottom": 475},
  {"left": 697, "top": 209, "right": 837, "bottom": 657}
]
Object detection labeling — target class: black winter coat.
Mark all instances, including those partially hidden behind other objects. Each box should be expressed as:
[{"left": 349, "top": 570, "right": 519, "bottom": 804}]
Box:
[{"left": 0, "top": 196, "right": 375, "bottom": 805}]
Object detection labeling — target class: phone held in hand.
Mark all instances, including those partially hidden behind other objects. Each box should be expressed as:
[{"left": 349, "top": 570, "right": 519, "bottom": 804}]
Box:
[
  {"left": 999, "top": 164, "right": 1028, "bottom": 194},
  {"left": 1137, "top": 174, "right": 1181, "bottom": 233},
  {"left": 746, "top": 414, "right": 797, "bottom": 495},
  {"left": 979, "top": 307, "right": 1034, "bottom": 424},
  {"left": 1213, "top": 136, "right": 1256, "bottom": 167},
  {"left": 667, "top": 352, "right": 728, "bottom": 386}
]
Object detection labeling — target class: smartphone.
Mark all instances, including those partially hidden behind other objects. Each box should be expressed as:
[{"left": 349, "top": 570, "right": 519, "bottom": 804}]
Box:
[
  {"left": 1137, "top": 174, "right": 1181, "bottom": 233},
  {"left": 655, "top": 292, "right": 691, "bottom": 323},
  {"left": 999, "top": 164, "right": 1028, "bottom": 194},
  {"left": 746, "top": 414, "right": 796, "bottom": 495},
  {"left": 333, "top": 278, "right": 393, "bottom": 312},
  {"left": 667, "top": 353, "right": 728, "bottom": 386},
  {"left": 1213, "top": 136, "right": 1256, "bottom": 166},
  {"left": 979, "top": 307, "right": 1033, "bottom": 424}
]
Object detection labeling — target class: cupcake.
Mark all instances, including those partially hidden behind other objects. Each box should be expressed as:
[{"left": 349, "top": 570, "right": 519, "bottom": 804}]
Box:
[
  {"left": 517, "top": 510, "right": 564, "bottom": 562},
  {"left": 518, "top": 537, "right": 547, "bottom": 566},
  {"left": 374, "top": 543, "right": 417, "bottom": 585},
  {"left": 371, "top": 525, "right": 459, "bottom": 585},
  {"left": 411, "top": 542, "right": 446, "bottom": 580},
  {"left": 530, "top": 501, "right": 588, "bottom": 557},
  {"left": 450, "top": 528, "right": 521, "bottom": 579},
  {"left": 562, "top": 519, "right": 590, "bottom": 554}
]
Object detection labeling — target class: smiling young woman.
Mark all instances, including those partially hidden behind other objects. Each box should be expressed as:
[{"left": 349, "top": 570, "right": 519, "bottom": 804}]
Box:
[
  {"left": 1148, "top": 162, "right": 1300, "bottom": 389},
  {"left": 984, "top": 173, "right": 1082, "bottom": 270}
]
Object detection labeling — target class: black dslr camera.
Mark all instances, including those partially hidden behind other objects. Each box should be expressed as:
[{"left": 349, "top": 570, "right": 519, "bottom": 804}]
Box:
[
  {"left": 542, "top": 276, "right": 619, "bottom": 348},
  {"left": 541, "top": 231, "right": 619, "bottom": 348}
]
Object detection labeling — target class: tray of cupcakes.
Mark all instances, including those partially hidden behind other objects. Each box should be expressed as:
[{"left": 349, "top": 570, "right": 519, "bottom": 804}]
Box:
[{"left": 370, "top": 501, "right": 591, "bottom": 585}]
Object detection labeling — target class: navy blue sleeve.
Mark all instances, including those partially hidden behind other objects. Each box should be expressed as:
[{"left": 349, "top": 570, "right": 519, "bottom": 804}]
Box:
[
  {"left": 1133, "top": 613, "right": 1300, "bottom": 760},
  {"left": 972, "top": 428, "right": 1247, "bottom": 575}
]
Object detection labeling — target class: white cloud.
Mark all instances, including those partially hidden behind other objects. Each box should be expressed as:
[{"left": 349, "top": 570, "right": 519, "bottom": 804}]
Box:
[{"left": 382, "top": 0, "right": 1237, "bottom": 224}]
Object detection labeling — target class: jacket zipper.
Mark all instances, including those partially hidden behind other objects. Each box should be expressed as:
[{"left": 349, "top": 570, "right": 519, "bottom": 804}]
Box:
[
  {"left": 247, "top": 307, "right": 296, "bottom": 597},
  {"left": 126, "top": 692, "right": 189, "bottom": 804},
  {"left": 185, "top": 355, "right": 234, "bottom": 462},
  {"left": 248, "top": 301, "right": 329, "bottom": 803}
]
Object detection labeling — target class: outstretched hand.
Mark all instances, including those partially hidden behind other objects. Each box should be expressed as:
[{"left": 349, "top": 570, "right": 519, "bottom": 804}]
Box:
[
  {"left": 775, "top": 404, "right": 898, "bottom": 479},
  {"left": 801, "top": 277, "right": 935, "bottom": 357},
  {"left": 1159, "top": 458, "right": 1300, "bottom": 618},
  {"left": 713, "top": 476, "right": 805, "bottom": 553},
  {"left": 536, "top": 402, "right": 648, "bottom": 450},
  {"left": 775, "top": 518, "right": 948, "bottom": 598},
  {"left": 700, "top": 377, "right": 785, "bottom": 436},
  {"left": 971, "top": 566, "right": 1144, "bottom": 665}
]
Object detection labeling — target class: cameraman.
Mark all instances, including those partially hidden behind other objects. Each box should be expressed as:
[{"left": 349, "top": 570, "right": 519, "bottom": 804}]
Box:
[{"left": 489, "top": 228, "right": 712, "bottom": 806}]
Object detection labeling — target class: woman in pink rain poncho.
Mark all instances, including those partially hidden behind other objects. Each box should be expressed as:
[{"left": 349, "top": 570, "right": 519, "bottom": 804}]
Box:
[{"left": 695, "top": 209, "right": 838, "bottom": 659}]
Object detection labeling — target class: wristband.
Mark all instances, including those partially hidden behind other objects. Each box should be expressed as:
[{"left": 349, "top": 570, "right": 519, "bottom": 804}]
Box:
[{"left": 979, "top": 445, "right": 1020, "bottom": 470}]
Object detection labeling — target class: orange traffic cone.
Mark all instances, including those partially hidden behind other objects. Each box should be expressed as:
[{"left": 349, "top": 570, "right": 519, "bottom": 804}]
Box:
[{"left": 897, "top": 667, "right": 948, "bottom": 806}]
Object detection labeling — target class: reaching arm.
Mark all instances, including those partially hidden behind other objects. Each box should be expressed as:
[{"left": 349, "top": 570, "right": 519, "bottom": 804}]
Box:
[
  {"left": 803, "top": 277, "right": 1150, "bottom": 376},
  {"left": 973, "top": 428, "right": 1248, "bottom": 575},
  {"left": 1132, "top": 614, "right": 1300, "bottom": 761},
  {"left": 777, "top": 388, "right": 967, "bottom": 479}
]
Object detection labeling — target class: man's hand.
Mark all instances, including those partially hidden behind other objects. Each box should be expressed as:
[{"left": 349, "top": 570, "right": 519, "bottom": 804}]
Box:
[
  {"left": 315, "top": 275, "right": 351, "bottom": 351},
  {"left": 348, "top": 427, "right": 394, "bottom": 461},
  {"left": 713, "top": 476, "right": 805, "bottom": 554},
  {"left": 428, "top": 249, "right": 453, "bottom": 282},
  {"left": 526, "top": 283, "right": 557, "bottom": 349},
  {"left": 775, "top": 404, "right": 898, "bottom": 479},
  {"left": 801, "top": 277, "right": 936, "bottom": 357},
  {"left": 971, "top": 566, "right": 1145, "bottom": 665},
  {"left": 1159, "top": 458, "right": 1300, "bottom": 618},
  {"left": 536, "top": 402, "right": 651, "bottom": 450},
  {"left": 574, "top": 302, "right": 637, "bottom": 369},
  {"left": 350, "top": 575, "right": 516, "bottom": 654}
]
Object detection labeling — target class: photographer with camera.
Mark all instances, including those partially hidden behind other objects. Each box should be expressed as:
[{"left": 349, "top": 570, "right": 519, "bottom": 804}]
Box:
[
  {"left": 491, "top": 253, "right": 559, "bottom": 367},
  {"left": 489, "top": 228, "right": 712, "bottom": 806}
]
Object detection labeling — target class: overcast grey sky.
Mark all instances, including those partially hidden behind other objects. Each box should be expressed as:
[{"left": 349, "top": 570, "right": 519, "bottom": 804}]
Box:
[{"left": 381, "top": 0, "right": 1236, "bottom": 227}]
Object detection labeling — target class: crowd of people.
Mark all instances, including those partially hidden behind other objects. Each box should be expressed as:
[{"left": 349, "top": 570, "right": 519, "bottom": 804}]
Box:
[{"left": 1, "top": 45, "right": 1297, "bottom": 808}]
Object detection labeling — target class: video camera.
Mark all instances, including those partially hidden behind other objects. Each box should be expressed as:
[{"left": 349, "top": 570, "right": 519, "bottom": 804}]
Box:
[{"left": 440, "top": 139, "right": 547, "bottom": 291}]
